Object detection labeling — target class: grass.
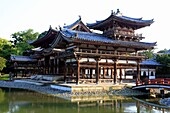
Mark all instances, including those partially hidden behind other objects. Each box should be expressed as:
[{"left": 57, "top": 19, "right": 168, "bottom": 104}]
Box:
[{"left": 0, "top": 74, "right": 9, "bottom": 80}]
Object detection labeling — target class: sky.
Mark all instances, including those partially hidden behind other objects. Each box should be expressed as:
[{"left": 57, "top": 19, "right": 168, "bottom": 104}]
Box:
[{"left": 0, "top": 0, "right": 169, "bottom": 52}]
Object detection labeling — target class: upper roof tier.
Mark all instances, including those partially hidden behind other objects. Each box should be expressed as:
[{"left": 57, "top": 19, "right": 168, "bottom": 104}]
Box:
[
  {"left": 63, "top": 16, "right": 91, "bottom": 32},
  {"left": 87, "top": 9, "right": 154, "bottom": 31},
  {"left": 58, "top": 29, "right": 156, "bottom": 50}
]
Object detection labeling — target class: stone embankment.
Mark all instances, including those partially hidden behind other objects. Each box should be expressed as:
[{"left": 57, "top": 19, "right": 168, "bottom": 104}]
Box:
[
  {"left": 160, "top": 98, "right": 170, "bottom": 106},
  {"left": 0, "top": 80, "right": 147, "bottom": 97},
  {"left": 0, "top": 80, "right": 61, "bottom": 95}
]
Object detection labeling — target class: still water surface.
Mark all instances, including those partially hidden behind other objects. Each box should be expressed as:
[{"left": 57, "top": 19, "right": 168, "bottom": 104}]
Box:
[{"left": 0, "top": 88, "right": 169, "bottom": 113}]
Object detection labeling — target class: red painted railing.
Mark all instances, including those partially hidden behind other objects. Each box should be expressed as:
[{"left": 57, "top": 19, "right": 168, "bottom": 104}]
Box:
[{"left": 136, "top": 78, "right": 170, "bottom": 86}]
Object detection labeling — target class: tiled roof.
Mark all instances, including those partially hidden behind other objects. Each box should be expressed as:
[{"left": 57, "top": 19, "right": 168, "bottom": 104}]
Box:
[
  {"left": 61, "top": 29, "right": 110, "bottom": 42},
  {"left": 60, "top": 29, "right": 156, "bottom": 49},
  {"left": 87, "top": 13, "right": 154, "bottom": 29},
  {"left": 119, "top": 16, "right": 154, "bottom": 23},
  {"left": 10, "top": 55, "right": 37, "bottom": 62},
  {"left": 63, "top": 18, "right": 81, "bottom": 29},
  {"left": 140, "top": 59, "right": 161, "bottom": 66}
]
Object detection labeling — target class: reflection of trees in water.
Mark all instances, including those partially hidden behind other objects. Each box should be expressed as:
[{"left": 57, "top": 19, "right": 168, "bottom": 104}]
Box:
[
  {"left": 0, "top": 88, "right": 9, "bottom": 113},
  {"left": 0, "top": 88, "right": 5, "bottom": 102}
]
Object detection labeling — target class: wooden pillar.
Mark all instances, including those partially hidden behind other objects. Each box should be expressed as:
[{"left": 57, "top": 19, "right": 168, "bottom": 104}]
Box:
[
  {"left": 148, "top": 68, "right": 150, "bottom": 78},
  {"left": 32, "top": 64, "right": 38, "bottom": 74},
  {"left": 49, "top": 59, "right": 51, "bottom": 74},
  {"left": 15, "top": 70, "right": 17, "bottom": 78},
  {"left": 113, "top": 59, "right": 117, "bottom": 84},
  {"left": 111, "top": 68, "right": 113, "bottom": 79},
  {"left": 25, "top": 67, "right": 27, "bottom": 77},
  {"left": 124, "top": 69, "right": 126, "bottom": 79},
  {"left": 136, "top": 60, "right": 141, "bottom": 85},
  {"left": 90, "top": 68, "right": 93, "bottom": 79},
  {"left": 107, "top": 68, "right": 109, "bottom": 76},
  {"left": 37, "top": 60, "right": 40, "bottom": 74},
  {"left": 56, "top": 58, "right": 59, "bottom": 74},
  {"left": 22, "top": 69, "right": 24, "bottom": 77},
  {"left": 103, "top": 68, "right": 106, "bottom": 79},
  {"left": 76, "top": 59, "right": 80, "bottom": 85},
  {"left": 99, "top": 67, "right": 101, "bottom": 77},
  {"left": 95, "top": 58, "right": 100, "bottom": 84},
  {"left": 43, "top": 59, "right": 46, "bottom": 74},
  {"left": 95, "top": 46, "right": 99, "bottom": 53},
  {"left": 82, "top": 68, "right": 85, "bottom": 78},
  {"left": 44, "top": 58, "right": 47, "bottom": 74},
  {"left": 64, "top": 60, "right": 67, "bottom": 83},
  {"left": 53, "top": 58, "right": 55, "bottom": 74},
  {"left": 45, "top": 56, "right": 50, "bottom": 74},
  {"left": 135, "top": 49, "right": 138, "bottom": 56},
  {"left": 119, "top": 68, "right": 122, "bottom": 83}
]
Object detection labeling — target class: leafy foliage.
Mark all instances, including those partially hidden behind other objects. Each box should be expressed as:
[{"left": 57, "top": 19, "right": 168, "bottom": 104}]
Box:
[
  {"left": 0, "top": 38, "right": 16, "bottom": 60},
  {"left": 0, "top": 74, "right": 9, "bottom": 80},
  {"left": 157, "top": 48, "right": 168, "bottom": 54},
  {"left": 10, "top": 29, "right": 39, "bottom": 55},
  {"left": 156, "top": 54, "right": 170, "bottom": 76},
  {"left": 156, "top": 54, "right": 170, "bottom": 67},
  {"left": 0, "top": 57, "right": 6, "bottom": 71},
  {"left": 0, "top": 29, "right": 39, "bottom": 73},
  {"left": 140, "top": 49, "right": 154, "bottom": 59}
]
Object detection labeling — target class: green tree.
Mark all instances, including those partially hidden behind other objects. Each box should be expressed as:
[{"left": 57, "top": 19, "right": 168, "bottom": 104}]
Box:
[
  {"left": 0, "top": 57, "right": 6, "bottom": 73},
  {"left": 156, "top": 54, "right": 170, "bottom": 76},
  {"left": 156, "top": 54, "right": 170, "bottom": 67},
  {"left": 0, "top": 38, "right": 16, "bottom": 60},
  {"left": 140, "top": 49, "right": 154, "bottom": 59},
  {"left": 10, "top": 29, "right": 39, "bottom": 55},
  {"left": 157, "top": 48, "right": 168, "bottom": 54}
]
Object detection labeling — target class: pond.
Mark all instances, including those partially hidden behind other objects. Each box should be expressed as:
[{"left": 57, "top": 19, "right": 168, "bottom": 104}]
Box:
[{"left": 0, "top": 88, "right": 169, "bottom": 113}]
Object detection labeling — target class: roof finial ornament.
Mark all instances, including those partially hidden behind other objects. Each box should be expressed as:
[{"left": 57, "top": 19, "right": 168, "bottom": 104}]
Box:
[
  {"left": 55, "top": 27, "right": 58, "bottom": 30},
  {"left": 78, "top": 15, "right": 81, "bottom": 20},
  {"left": 116, "top": 9, "right": 120, "bottom": 15},
  {"left": 59, "top": 25, "right": 62, "bottom": 31},
  {"left": 49, "top": 25, "right": 52, "bottom": 29},
  {"left": 111, "top": 10, "right": 114, "bottom": 15}
]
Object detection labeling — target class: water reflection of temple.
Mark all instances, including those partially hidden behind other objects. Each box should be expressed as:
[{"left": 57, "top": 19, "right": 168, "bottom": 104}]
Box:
[
  {"left": 75, "top": 97, "right": 170, "bottom": 113},
  {"left": 10, "top": 9, "right": 157, "bottom": 85},
  {"left": 1, "top": 88, "right": 170, "bottom": 113}
]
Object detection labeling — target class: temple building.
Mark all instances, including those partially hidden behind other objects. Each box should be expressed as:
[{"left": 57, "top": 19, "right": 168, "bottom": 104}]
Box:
[{"left": 10, "top": 10, "right": 157, "bottom": 84}]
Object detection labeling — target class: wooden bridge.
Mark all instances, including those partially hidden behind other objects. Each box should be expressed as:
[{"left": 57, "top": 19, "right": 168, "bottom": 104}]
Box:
[{"left": 132, "top": 78, "right": 170, "bottom": 90}]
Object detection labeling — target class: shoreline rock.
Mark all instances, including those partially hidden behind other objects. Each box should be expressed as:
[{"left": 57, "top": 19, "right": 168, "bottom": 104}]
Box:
[
  {"left": 0, "top": 80, "right": 147, "bottom": 98},
  {"left": 160, "top": 98, "right": 170, "bottom": 106}
]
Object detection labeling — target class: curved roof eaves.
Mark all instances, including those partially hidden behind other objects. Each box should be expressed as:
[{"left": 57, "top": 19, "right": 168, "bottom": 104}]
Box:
[
  {"left": 60, "top": 29, "right": 156, "bottom": 48},
  {"left": 30, "top": 28, "right": 58, "bottom": 46},
  {"left": 63, "top": 18, "right": 81, "bottom": 29},
  {"left": 87, "top": 13, "right": 154, "bottom": 28},
  {"left": 119, "top": 16, "right": 154, "bottom": 23}
]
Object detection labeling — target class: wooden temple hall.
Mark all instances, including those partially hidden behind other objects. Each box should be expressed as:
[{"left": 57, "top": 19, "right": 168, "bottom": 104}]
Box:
[{"left": 11, "top": 10, "right": 156, "bottom": 84}]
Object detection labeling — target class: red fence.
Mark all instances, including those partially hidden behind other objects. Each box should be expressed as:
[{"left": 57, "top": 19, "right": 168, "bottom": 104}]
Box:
[{"left": 137, "top": 78, "right": 170, "bottom": 86}]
